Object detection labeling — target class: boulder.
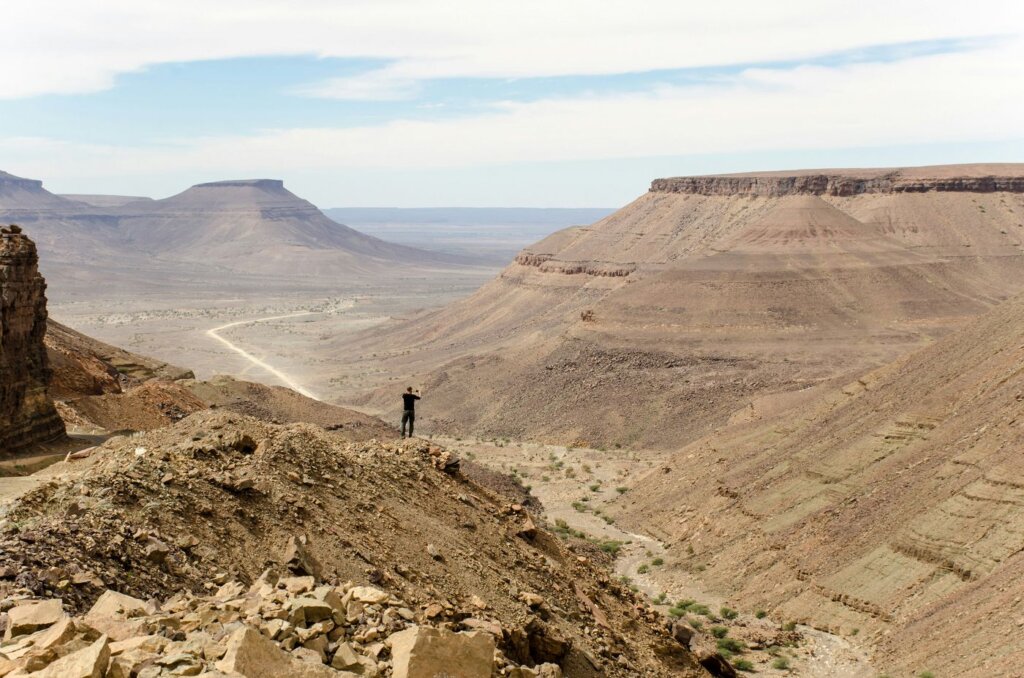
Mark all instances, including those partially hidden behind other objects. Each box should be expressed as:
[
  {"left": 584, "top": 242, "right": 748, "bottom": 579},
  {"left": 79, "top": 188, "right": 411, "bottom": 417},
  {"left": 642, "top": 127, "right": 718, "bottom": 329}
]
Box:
[
  {"left": 215, "top": 626, "right": 337, "bottom": 678},
  {"left": 32, "top": 635, "right": 109, "bottom": 678},
  {"left": 389, "top": 626, "right": 494, "bottom": 678},
  {"left": 2, "top": 599, "right": 65, "bottom": 640},
  {"left": 282, "top": 536, "right": 322, "bottom": 579},
  {"left": 84, "top": 590, "right": 150, "bottom": 641}
]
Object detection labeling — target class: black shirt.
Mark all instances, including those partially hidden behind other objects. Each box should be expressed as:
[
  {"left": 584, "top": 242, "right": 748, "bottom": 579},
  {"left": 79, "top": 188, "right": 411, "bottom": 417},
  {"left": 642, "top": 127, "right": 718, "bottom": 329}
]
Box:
[{"left": 402, "top": 393, "right": 420, "bottom": 411}]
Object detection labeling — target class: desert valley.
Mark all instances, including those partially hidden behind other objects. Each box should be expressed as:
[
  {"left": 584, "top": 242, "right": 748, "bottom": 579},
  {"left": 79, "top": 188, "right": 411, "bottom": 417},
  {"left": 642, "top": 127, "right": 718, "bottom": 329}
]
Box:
[{"left": 2, "top": 160, "right": 1023, "bottom": 677}]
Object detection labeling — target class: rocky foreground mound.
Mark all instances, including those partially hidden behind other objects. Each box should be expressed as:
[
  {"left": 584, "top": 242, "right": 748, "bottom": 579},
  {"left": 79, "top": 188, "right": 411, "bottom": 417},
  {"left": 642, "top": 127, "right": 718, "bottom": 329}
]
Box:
[{"left": 0, "top": 412, "right": 711, "bottom": 677}]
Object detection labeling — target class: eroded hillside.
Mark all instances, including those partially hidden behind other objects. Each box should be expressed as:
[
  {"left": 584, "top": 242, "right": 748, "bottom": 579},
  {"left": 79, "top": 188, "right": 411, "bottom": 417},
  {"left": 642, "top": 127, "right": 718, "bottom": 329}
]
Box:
[
  {"left": 614, "top": 291, "right": 1024, "bottom": 677},
  {"left": 342, "top": 164, "right": 1024, "bottom": 450}
]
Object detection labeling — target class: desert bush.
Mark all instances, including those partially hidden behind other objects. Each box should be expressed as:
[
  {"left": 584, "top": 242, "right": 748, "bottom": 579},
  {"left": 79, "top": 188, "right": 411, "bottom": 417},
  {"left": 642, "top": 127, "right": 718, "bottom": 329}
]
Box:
[
  {"left": 651, "top": 557, "right": 664, "bottom": 566},
  {"left": 755, "top": 610, "right": 767, "bottom": 619},
  {"left": 616, "top": 486, "right": 628, "bottom": 494},
  {"left": 710, "top": 626, "right": 729, "bottom": 639},
  {"left": 733, "top": 659, "right": 754, "bottom": 672},
  {"left": 720, "top": 606, "right": 739, "bottom": 620},
  {"left": 772, "top": 657, "right": 790, "bottom": 670},
  {"left": 717, "top": 638, "right": 745, "bottom": 653}
]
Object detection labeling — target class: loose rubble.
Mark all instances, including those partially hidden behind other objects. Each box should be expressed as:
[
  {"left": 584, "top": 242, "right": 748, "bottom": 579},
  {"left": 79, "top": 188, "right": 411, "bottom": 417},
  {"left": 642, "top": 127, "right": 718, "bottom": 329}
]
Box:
[
  {"left": 0, "top": 574, "right": 569, "bottom": 677},
  {"left": 0, "top": 412, "right": 711, "bottom": 676}
]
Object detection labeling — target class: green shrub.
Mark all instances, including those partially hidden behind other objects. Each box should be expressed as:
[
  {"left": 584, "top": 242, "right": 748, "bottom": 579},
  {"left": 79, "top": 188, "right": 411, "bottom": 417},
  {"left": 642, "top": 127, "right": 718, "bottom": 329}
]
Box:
[
  {"left": 710, "top": 626, "right": 729, "bottom": 639},
  {"left": 637, "top": 564, "right": 650, "bottom": 574},
  {"left": 602, "top": 515, "right": 615, "bottom": 524},
  {"left": 720, "top": 606, "right": 739, "bottom": 620},
  {"left": 598, "top": 540, "right": 622, "bottom": 556},
  {"left": 616, "top": 486, "right": 628, "bottom": 494},
  {"left": 918, "top": 673, "right": 935, "bottom": 678},
  {"left": 667, "top": 607, "right": 686, "bottom": 618},
  {"left": 675, "top": 599, "right": 695, "bottom": 610},
  {"left": 782, "top": 621, "right": 797, "bottom": 631},
  {"left": 717, "top": 637, "right": 745, "bottom": 653},
  {"left": 733, "top": 659, "right": 754, "bottom": 672},
  {"left": 755, "top": 610, "right": 767, "bottom": 619},
  {"left": 772, "top": 657, "right": 790, "bottom": 670},
  {"left": 589, "top": 484, "right": 601, "bottom": 492},
  {"left": 651, "top": 557, "right": 664, "bottom": 566},
  {"left": 689, "top": 604, "right": 712, "bottom": 616}
]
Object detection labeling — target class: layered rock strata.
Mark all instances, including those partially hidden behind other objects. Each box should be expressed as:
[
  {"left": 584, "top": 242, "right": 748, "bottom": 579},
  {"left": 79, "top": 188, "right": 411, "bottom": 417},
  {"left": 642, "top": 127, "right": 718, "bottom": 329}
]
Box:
[
  {"left": 651, "top": 170, "right": 1024, "bottom": 197},
  {"left": 0, "top": 227, "right": 65, "bottom": 453}
]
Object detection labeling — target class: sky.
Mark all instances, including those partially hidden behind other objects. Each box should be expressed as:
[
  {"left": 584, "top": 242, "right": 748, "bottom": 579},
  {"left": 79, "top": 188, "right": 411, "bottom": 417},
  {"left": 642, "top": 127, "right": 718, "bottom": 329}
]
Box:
[{"left": 1, "top": 1, "right": 1023, "bottom": 207}]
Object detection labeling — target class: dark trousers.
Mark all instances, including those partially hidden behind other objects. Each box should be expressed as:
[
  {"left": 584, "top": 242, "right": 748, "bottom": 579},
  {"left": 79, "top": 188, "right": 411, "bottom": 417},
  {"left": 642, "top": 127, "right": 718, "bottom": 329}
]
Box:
[{"left": 401, "top": 410, "right": 415, "bottom": 437}]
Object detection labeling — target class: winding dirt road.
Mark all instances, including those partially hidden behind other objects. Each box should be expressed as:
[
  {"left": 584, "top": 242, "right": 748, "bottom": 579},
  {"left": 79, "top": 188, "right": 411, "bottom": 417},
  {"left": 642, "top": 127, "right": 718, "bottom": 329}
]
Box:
[{"left": 205, "top": 311, "right": 319, "bottom": 399}]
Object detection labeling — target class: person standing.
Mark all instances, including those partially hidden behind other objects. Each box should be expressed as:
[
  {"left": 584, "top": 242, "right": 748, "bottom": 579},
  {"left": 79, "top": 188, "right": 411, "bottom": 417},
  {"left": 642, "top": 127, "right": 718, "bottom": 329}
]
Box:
[{"left": 401, "top": 387, "right": 421, "bottom": 438}]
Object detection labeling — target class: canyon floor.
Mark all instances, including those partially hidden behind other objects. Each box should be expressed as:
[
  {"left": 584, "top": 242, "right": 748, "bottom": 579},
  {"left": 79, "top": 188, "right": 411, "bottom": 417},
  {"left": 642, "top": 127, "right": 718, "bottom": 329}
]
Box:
[{"left": 437, "top": 436, "right": 878, "bottom": 678}]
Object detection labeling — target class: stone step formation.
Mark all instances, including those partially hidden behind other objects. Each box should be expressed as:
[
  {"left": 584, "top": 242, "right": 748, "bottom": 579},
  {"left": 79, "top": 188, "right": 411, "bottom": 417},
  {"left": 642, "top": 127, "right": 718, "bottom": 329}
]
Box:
[{"left": 0, "top": 226, "right": 65, "bottom": 454}]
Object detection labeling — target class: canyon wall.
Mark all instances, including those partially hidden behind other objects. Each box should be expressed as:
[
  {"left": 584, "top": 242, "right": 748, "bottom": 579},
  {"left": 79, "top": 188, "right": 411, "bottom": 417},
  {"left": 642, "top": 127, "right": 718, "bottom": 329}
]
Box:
[{"left": 0, "top": 227, "right": 66, "bottom": 453}]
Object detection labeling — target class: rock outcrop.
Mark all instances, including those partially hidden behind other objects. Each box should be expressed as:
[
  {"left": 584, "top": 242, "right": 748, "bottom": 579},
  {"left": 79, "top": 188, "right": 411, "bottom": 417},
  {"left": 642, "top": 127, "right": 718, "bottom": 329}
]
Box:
[
  {"left": 650, "top": 165, "right": 1024, "bottom": 197},
  {"left": 0, "top": 227, "right": 65, "bottom": 453}
]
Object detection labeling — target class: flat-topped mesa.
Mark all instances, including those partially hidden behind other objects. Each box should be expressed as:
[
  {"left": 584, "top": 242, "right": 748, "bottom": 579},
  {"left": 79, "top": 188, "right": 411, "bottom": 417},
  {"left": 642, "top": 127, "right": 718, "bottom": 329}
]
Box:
[
  {"left": 651, "top": 165, "right": 1024, "bottom": 197},
  {"left": 0, "top": 227, "right": 66, "bottom": 453},
  {"left": 0, "top": 171, "right": 45, "bottom": 191},
  {"left": 192, "top": 179, "right": 285, "bottom": 190}
]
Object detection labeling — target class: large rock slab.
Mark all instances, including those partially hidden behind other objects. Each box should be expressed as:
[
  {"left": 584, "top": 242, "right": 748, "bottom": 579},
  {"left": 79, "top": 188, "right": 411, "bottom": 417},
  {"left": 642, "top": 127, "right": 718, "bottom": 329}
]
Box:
[
  {"left": 31, "top": 635, "right": 110, "bottom": 678},
  {"left": 215, "top": 626, "right": 339, "bottom": 678},
  {"left": 3, "top": 599, "right": 65, "bottom": 640},
  {"left": 389, "top": 626, "right": 494, "bottom": 678},
  {"left": 84, "top": 590, "right": 151, "bottom": 641}
]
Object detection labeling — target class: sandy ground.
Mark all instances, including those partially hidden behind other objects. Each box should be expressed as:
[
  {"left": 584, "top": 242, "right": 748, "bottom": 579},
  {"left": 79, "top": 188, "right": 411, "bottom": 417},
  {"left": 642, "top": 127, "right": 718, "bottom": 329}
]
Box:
[
  {"left": 50, "top": 267, "right": 495, "bottom": 404},
  {"left": 436, "top": 435, "right": 877, "bottom": 678}
]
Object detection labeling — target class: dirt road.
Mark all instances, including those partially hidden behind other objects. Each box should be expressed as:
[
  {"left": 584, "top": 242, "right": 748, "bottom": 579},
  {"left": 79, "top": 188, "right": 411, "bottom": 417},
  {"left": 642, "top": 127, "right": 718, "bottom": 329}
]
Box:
[{"left": 205, "top": 311, "right": 319, "bottom": 399}]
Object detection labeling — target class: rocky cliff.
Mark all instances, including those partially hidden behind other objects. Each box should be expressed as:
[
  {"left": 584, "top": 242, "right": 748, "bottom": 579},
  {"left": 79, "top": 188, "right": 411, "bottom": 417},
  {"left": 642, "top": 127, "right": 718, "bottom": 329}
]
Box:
[
  {"left": 650, "top": 164, "right": 1024, "bottom": 197},
  {"left": 0, "top": 227, "right": 66, "bottom": 453}
]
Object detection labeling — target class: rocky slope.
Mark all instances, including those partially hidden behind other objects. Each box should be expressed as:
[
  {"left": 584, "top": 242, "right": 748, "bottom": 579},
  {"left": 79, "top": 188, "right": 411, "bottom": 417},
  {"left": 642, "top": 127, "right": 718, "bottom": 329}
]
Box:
[
  {"left": 341, "top": 164, "right": 1024, "bottom": 449},
  {"left": 614, "top": 291, "right": 1024, "bottom": 677},
  {"left": 0, "top": 228, "right": 65, "bottom": 454},
  {"left": 112, "top": 179, "right": 471, "bottom": 277},
  {"left": 0, "top": 411, "right": 712, "bottom": 677}
]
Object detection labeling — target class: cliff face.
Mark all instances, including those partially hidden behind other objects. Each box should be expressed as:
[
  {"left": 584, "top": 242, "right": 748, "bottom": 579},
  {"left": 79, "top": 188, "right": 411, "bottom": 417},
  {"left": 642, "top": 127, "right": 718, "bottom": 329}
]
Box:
[
  {"left": 0, "top": 227, "right": 66, "bottom": 453},
  {"left": 650, "top": 169, "right": 1024, "bottom": 197}
]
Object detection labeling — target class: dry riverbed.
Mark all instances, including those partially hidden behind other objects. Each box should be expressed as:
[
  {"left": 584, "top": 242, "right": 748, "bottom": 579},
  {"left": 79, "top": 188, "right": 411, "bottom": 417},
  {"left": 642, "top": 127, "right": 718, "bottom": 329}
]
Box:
[{"left": 438, "top": 435, "right": 877, "bottom": 678}]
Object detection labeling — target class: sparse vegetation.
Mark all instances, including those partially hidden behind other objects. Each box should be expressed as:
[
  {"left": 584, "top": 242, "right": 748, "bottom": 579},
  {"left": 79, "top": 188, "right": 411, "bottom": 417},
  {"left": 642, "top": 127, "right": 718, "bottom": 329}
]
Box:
[
  {"left": 772, "top": 657, "right": 790, "bottom": 670},
  {"left": 733, "top": 659, "right": 754, "bottom": 672},
  {"left": 717, "top": 637, "right": 745, "bottom": 653},
  {"left": 711, "top": 626, "right": 729, "bottom": 639},
  {"left": 615, "top": 486, "right": 628, "bottom": 494},
  {"left": 782, "top": 621, "right": 797, "bottom": 631},
  {"left": 651, "top": 557, "right": 664, "bottom": 566},
  {"left": 755, "top": 610, "right": 767, "bottom": 619},
  {"left": 637, "top": 564, "right": 649, "bottom": 574},
  {"left": 720, "top": 606, "right": 739, "bottom": 620}
]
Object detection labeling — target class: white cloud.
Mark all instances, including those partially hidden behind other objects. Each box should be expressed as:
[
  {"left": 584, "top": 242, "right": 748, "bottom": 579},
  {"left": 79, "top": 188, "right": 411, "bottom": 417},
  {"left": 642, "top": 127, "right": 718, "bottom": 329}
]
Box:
[
  {"left": 292, "top": 72, "right": 420, "bottom": 101},
  {"left": 2, "top": 0, "right": 1022, "bottom": 98},
  {"left": 3, "top": 38, "right": 1021, "bottom": 184}
]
